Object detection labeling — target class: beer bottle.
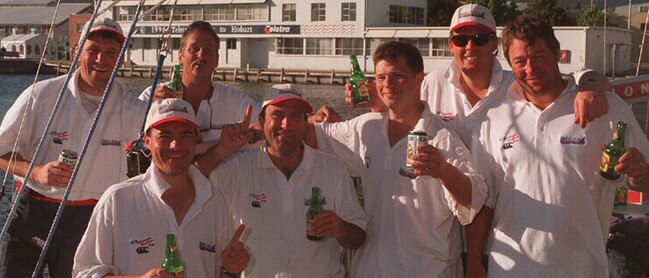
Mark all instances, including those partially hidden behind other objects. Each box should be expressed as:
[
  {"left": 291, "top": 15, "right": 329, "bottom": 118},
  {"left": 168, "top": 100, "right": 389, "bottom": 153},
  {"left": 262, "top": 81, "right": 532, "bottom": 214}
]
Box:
[
  {"left": 162, "top": 234, "right": 185, "bottom": 277},
  {"left": 600, "top": 121, "right": 627, "bottom": 180},
  {"left": 306, "top": 187, "right": 323, "bottom": 241},
  {"left": 349, "top": 54, "right": 370, "bottom": 104},
  {"left": 167, "top": 65, "right": 183, "bottom": 98}
]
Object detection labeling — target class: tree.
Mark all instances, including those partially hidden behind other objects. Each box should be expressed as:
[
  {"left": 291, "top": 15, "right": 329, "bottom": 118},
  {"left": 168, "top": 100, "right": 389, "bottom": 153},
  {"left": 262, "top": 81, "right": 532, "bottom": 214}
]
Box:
[
  {"left": 523, "top": 0, "right": 576, "bottom": 26},
  {"left": 465, "top": 0, "right": 520, "bottom": 26},
  {"left": 427, "top": 0, "right": 458, "bottom": 26},
  {"left": 576, "top": 6, "right": 605, "bottom": 26}
]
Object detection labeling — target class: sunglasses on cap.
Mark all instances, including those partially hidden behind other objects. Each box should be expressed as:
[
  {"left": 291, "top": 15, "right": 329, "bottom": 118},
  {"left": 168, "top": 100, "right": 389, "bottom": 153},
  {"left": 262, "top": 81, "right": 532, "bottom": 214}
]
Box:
[{"left": 451, "top": 33, "right": 496, "bottom": 47}]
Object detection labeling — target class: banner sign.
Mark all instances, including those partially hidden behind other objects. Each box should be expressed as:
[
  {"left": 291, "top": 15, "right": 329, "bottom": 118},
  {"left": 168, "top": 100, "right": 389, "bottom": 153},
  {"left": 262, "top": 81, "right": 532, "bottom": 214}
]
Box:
[{"left": 136, "top": 25, "right": 300, "bottom": 35}]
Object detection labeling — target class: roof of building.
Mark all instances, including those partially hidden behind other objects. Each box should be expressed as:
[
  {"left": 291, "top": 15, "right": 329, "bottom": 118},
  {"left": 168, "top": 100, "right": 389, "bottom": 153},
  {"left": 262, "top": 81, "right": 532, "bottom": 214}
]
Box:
[
  {"left": 0, "top": 3, "right": 91, "bottom": 25},
  {"left": 0, "top": 0, "right": 91, "bottom": 5},
  {"left": 1, "top": 33, "right": 44, "bottom": 43}
]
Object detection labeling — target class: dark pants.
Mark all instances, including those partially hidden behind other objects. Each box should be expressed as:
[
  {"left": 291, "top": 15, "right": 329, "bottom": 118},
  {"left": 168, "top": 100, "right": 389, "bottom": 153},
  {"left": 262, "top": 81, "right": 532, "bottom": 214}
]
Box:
[{"left": 0, "top": 189, "right": 95, "bottom": 278}]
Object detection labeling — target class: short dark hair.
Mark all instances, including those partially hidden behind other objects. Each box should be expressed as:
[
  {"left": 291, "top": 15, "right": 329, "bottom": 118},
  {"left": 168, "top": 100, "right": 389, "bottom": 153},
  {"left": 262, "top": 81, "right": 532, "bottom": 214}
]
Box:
[
  {"left": 180, "top": 21, "right": 219, "bottom": 52},
  {"left": 372, "top": 41, "right": 424, "bottom": 74},
  {"left": 501, "top": 15, "right": 560, "bottom": 63}
]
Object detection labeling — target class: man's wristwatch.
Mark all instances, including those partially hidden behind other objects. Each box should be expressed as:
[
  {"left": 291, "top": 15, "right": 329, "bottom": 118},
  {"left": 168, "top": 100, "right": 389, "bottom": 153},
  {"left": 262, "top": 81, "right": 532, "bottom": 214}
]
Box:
[{"left": 221, "top": 267, "right": 241, "bottom": 278}]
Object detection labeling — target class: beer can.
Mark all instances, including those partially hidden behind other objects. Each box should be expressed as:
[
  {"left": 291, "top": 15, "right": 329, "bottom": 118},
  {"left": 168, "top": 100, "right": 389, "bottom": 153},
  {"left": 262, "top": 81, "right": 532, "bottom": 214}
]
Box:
[
  {"left": 58, "top": 149, "right": 78, "bottom": 167},
  {"left": 406, "top": 131, "right": 427, "bottom": 169}
]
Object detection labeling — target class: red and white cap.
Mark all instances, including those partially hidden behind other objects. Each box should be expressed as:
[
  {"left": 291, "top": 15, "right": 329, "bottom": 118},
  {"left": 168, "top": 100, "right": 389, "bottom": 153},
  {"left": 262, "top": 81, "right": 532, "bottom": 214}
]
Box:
[
  {"left": 81, "top": 17, "right": 125, "bottom": 44},
  {"left": 145, "top": 98, "right": 198, "bottom": 131},
  {"left": 262, "top": 84, "right": 313, "bottom": 113},
  {"left": 450, "top": 4, "right": 496, "bottom": 33}
]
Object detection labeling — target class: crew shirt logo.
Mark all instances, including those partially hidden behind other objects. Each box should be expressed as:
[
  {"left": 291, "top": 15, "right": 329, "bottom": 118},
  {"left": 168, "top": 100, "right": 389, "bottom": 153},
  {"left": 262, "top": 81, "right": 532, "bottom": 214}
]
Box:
[
  {"left": 249, "top": 192, "right": 267, "bottom": 208},
  {"left": 199, "top": 241, "right": 217, "bottom": 253},
  {"left": 436, "top": 111, "right": 457, "bottom": 122},
  {"left": 50, "top": 131, "right": 68, "bottom": 144},
  {"left": 130, "top": 236, "right": 155, "bottom": 254},
  {"left": 500, "top": 133, "right": 520, "bottom": 150},
  {"left": 560, "top": 136, "right": 586, "bottom": 145}
]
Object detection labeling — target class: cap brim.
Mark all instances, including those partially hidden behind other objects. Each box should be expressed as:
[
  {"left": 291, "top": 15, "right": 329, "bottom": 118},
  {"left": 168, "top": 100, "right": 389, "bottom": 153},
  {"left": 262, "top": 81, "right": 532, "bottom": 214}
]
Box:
[
  {"left": 451, "top": 22, "right": 495, "bottom": 33},
  {"left": 149, "top": 117, "right": 199, "bottom": 130},
  {"left": 265, "top": 98, "right": 313, "bottom": 114}
]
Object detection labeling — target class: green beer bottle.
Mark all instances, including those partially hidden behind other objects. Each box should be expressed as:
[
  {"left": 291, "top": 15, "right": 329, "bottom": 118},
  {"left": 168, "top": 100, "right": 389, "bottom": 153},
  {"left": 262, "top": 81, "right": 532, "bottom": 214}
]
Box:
[
  {"left": 306, "top": 187, "right": 323, "bottom": 241},
  {"left": 162, "top": 234, "right": 185, "bottom": 277},
  {"left": 600, "top": 121, "right": 627, "bottom": 180},
  {"left": 349, "top": 54, "right": 370, "bottom": 104},
  {"left": 167, "top": 65, "right": 183, "bottom": 98}
]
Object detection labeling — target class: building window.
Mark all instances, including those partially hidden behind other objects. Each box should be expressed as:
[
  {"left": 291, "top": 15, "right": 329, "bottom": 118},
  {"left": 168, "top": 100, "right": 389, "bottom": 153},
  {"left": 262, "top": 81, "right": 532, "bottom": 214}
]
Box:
[
  {"left": 115, "top": 6, "right": 135, "bottom": 21},
  {"left": 306, "top": 38, "right": 333, "bottom": 55},
  {"left": 283, "top": 4, "right": 296, "bottom": 22},
  {"left": 398, "top": 38, "right": 429, "bottom": 57},
  {"left": 389, "top": 5, "right": 425, "bottom": 25},
  {"left": 172, "top": 38, "right": 180, "bottom": 51},
  {"left": 206, "top": 5, "right": 235, "bottom": 21},
  {"left": 341, "top": 3, "right": 356, "bottom": 21},
  {"left": 335, "top": 38, "right": 363, "bottom": 55},
  {"left": 236, "top": 4, "right": 268, "bottom": 21},
  {"left": 35, "top": 45, "right": 40, "bottom": 55},
  {"left": 227, "top": 38, "right": 237, "bottom": 49},
  {"left": 431, "top": 38, "right": 451, "bottom": 57},
  {"left": 641, "top": 6, "right": 649, "bottom": 12},
  {"left": 311, "top": 3, "right": 326, "bottom": 21},
  {"left": 144, "top": 38, "right": 151, "bottom": 50},
  {"left": 174, "top": 6, "right": 203, "bottom": 21},
  {"left": 276, "top": 38, "right": 303, "bottom": 54}
]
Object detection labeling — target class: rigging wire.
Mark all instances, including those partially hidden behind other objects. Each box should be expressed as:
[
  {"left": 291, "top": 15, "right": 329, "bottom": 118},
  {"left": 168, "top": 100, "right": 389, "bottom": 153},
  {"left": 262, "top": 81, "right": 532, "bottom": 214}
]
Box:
[{"left": 30, "top": 0, "right": 150, "bottom": 276}]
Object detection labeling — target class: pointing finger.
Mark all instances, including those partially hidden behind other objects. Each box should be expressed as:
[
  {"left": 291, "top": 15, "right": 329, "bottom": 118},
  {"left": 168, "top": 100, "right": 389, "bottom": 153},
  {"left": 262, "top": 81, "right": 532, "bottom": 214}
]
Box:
[
  {"left": 229, "top": 224, "right": 246, "bottom": 244},
  {"left": 242, "top": 104, "right": 253, "bottom": 128}
]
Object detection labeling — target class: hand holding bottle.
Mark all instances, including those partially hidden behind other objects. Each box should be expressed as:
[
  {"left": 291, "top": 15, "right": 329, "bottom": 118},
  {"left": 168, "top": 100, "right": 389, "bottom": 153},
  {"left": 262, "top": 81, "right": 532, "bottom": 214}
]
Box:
[
  {"left": 615, "top": 147, "right": 648, "bottom": 184},
  {"left": 220, "top": 224, "right": 249, "bottom": 276}
]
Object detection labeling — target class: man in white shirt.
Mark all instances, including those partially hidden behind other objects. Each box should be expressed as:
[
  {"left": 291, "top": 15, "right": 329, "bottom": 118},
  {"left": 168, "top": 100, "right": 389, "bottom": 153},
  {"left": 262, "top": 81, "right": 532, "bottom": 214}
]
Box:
[
  {"left": 139, "top": 21, "right": 261, "bottom": 174},
  {"left": 472, "top": 15, "right": 649, "bottom": 276},
  {"left": 0, "top": 18, "right": 145, "bottom": 277},
  {"left": 74, "top": 98, "right": 249, "bottom": 278},
  {"left": 306, "top": 41, "right": 487, "bottom": 277},
  {"left": 209, "top": 84, "right": 368, "bottom": 277}
]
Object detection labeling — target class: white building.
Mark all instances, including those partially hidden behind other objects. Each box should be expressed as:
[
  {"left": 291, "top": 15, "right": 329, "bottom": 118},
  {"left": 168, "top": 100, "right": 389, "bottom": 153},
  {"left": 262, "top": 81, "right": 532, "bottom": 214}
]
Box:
[
  {"left": 1, "top": 33, "right": 58, "bottom": 60},
  {"left": 102, "top": 0, "right": 631, "bottom": 74}
]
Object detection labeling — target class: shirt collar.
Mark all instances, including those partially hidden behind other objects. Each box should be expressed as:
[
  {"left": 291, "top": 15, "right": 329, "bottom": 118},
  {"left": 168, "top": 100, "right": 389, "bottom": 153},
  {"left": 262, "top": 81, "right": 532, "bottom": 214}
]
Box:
[
  {"left": 144, "top": 164, "right": 213, "bottom": 205},
  {"left": 69, "top": 69, "right": 123, "bottom": 113}
]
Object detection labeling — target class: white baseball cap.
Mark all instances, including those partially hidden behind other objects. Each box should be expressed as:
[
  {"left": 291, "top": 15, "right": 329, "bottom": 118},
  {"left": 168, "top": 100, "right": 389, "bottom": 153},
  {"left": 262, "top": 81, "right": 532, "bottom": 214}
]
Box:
[
  {"left": 450, "top": 4, "right": 496, "bottom": 33},
  {"left": 81, "top": 17, "right": 125, "bottom": 44},
  {"left": 262, "top": 84, "right": 313, "bottom": 113},
  {"left": 145, "top": 98, "right": 198, "bottom": 131}
]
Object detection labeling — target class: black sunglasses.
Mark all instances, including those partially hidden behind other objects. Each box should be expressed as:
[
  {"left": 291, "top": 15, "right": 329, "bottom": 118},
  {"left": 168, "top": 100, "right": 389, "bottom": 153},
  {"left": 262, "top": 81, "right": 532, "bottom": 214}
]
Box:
[{"left": 451, "top": 33, "right": 496, "bottom": 47}]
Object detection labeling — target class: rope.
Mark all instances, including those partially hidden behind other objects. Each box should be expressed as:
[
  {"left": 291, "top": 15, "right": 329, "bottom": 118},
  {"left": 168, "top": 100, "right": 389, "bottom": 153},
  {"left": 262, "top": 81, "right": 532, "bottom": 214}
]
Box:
[
  {"left": 140, "top": 0, "right": 179, "bottom": 138},
  {"left": 0, "top": 0, "right": 102, "bottom": 245},
  {"left": 31, "top": 1, "right": 149, "bottom": 276}
]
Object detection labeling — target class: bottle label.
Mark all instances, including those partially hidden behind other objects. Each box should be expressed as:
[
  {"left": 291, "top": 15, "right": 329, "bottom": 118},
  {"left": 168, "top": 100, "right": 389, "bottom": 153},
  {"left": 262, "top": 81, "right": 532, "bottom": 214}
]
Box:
[
  {"left": 600, "top": 152, "right": 613, "bottom": 172},
  {"left": 358, "top": 82, "right": 369, "bottom": 97},
  {"left": 306, "top": 219, "right": 317, "bottom": 237}
]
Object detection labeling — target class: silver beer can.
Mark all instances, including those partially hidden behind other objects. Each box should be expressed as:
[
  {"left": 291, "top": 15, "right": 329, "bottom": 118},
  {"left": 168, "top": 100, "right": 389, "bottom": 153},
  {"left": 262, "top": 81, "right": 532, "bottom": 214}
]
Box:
[
  {"left": 58, "top": 149, "right": 78, "bottom": 167},
  {"left": 406, "top": 131, "right": 427, "bottom": 169}
]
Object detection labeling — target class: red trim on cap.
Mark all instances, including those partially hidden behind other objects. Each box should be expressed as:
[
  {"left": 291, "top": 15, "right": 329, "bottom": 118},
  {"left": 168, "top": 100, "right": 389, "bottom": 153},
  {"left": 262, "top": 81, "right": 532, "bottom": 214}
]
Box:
[
  {"left": 150, "top": 117, "right": 199, "bottom": 129},
  {"left": 451, "top": 22, "right": 495, "bottom": 33},
  {"left": 266, "top": 98, "right": 313, "bottom": 113}
]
